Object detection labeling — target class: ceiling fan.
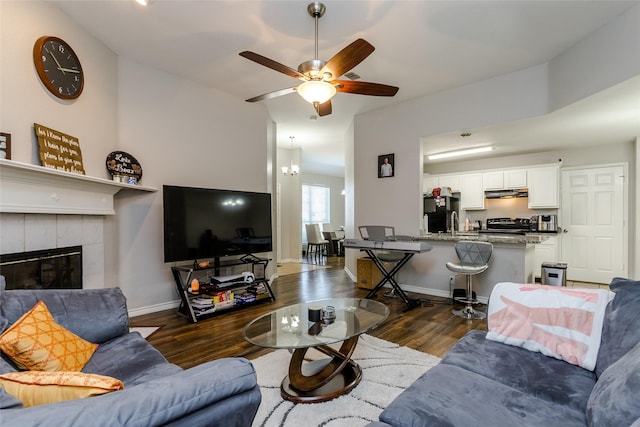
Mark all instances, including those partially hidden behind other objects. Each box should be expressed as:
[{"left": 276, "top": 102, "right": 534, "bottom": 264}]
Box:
[{"left": 239, "top": 2, "right": 399, "bottom": 117}]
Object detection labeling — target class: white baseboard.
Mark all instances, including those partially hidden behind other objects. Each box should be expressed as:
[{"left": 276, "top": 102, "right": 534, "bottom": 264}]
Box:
[
  {"left": 128, "top": 300, "right": 181, "bottom": 318},
  {"left": 344, "top": 266, "right": 356, "bottom": 282},
  {"left": 278, "top": 257, "right": 303, "bottom": 263},
  {"left": 398, "top": 283, "right": 489, "bottom": 304}
]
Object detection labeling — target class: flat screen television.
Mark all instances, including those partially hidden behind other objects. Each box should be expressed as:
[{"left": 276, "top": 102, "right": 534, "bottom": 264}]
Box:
[{"left": 163, "top": 185, "right": 273, "bottom": 264}]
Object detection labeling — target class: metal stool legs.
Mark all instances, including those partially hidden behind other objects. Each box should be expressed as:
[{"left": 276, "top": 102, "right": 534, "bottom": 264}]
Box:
[{"left": 452, "top": 273, "right": 486, "bottom": 320}]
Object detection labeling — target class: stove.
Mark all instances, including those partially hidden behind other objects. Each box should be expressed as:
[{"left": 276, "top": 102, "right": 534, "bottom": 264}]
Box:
[
  {"left": 480, "top": 217, "right": 532, "bottom": 234},
  {"left": 478, "top": 229, "right": 527, "bottom": 235}
]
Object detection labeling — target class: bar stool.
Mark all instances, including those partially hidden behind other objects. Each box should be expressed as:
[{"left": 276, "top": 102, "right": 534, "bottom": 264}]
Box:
[{"left": 446, "top": 240, "right": 493, "bottom": 319}]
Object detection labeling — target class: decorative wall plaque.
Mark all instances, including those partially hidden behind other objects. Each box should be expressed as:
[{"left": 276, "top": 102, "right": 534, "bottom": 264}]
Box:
[
  {"left": 34, "top": 123, "right": 85, "bottom": 175},
  {"left": 105, "top": 151, "right": 143, "bottom": 183}
]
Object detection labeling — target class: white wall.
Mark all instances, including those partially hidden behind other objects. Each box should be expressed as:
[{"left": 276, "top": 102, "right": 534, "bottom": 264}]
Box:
[
  {"left": 344, "top": 120, "right": 356, "bottom": 277},
  {"left": 0, "top": 1, "right": 118, "bottom": 173},
  {"left": 354, "top": 64, "right": 550, "bottom": 237},
  {"left": 350, "top": 4, "right": 640, "bottom": 292},
  {"left": 112, "top": 58, "right": 271, "bottom": 312},
  {"left": 277, "top": 146, "right": 302, "bottom": 262},
  {"left": 1, "top": 1, "right": 273, "bottom": 313}
]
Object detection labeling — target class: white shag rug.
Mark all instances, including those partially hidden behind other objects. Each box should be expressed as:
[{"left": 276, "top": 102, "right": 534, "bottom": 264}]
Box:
[{"left": 251, "top": 334, "right": 440, "bottom": 427}]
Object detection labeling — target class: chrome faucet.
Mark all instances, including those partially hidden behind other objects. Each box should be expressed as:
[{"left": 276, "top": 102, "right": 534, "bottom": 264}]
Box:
[{"left": 450, "top": 211, "right": 458, "bottom": 235}]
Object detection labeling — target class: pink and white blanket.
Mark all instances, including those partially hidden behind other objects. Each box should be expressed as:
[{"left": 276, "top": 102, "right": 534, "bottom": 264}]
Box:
[{"left": 486, "top": 282, "right": 614, "bottom": 371}]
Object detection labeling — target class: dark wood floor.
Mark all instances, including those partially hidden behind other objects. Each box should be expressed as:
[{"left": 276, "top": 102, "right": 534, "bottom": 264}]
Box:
[{"left": 131, "top": 257, "right": 487, "bottom": 369}]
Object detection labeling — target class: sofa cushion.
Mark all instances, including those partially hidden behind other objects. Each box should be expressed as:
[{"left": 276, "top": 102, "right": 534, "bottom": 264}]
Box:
[
  {"left": 442, "top": 330, "right": 596, "bottom": 412},
  {"left": 0, "top": 371, "right": 123, "bottom": 407},
  {"left": 486, "top": 282, "right": 613, "bottom": 370},
  {"left": 0, "top": 357, "right": 260, "bottom": 427},
  {"left": 378, "top": 363, "right": 586, "bottom": 427},
  {"left": 81, "top": 332, "right": 180, "bottom": 386},
  {"left": 0, "top": 287, "right": 129, "bottom": 344},
  {"left": 587, "top": 340, "right": 640, "bottom": 427},
  {"left": 0, "top": 301, "right": 97, "bottom": 371},
  {"left": 595, "top": 277, "right": 640, "bottom": 377}
]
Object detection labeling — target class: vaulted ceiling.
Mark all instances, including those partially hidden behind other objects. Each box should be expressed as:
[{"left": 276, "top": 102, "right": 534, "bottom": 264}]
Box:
[{"left": 53, "top": 1, "right": 640, "bottom": 175}]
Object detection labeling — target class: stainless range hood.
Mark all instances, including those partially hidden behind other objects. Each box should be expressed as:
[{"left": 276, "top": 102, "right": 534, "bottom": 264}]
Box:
[{"left": 484, "top": 189, "right": 528, "bottom": 199}]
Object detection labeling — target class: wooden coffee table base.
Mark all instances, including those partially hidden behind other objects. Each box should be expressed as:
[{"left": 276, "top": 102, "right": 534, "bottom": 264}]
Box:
[{"left": 281, "top": 336, "right": 362, "bottom": 403}]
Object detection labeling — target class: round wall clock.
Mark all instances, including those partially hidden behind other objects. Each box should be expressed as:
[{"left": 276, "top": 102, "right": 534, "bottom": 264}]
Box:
[{"left": 33, "top": 36, "right": 84, "bottom": 100}]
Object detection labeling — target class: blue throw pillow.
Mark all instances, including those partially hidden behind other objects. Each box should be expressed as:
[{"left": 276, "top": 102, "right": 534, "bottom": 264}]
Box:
[{"left": 587, "top": 341, "right": 640, "bottom": 427}]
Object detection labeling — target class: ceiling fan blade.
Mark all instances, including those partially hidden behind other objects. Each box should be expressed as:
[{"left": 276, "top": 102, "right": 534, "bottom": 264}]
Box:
[
  {"left": 239, "top": 51, "right": 307, "bottom": 81},
  {"left": 314, "top": 100, "right": 332, "bottom": 116},
  {"left": 321, "top": 39, "right": 375, "bottom": 79},
  {"left": 333, "top": 80, "right": 399, "bottom": 97},
  {"left": 246, "top": 87, "right": 297, "bottom": 102}
]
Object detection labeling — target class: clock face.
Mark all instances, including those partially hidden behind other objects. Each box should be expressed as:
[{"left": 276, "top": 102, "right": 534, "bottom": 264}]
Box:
[{"left": 33, "top": 36, "right": 84, "bottom": 100}]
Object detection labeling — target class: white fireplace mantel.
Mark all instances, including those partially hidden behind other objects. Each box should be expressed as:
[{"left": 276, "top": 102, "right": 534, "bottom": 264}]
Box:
[{"left": 0, "top": 159, "right": 157, "bottom": 215}]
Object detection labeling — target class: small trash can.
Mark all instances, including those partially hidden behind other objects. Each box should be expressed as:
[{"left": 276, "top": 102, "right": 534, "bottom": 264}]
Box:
[{"left": 541, "top": 262, "right": 568, "bottom": 286}]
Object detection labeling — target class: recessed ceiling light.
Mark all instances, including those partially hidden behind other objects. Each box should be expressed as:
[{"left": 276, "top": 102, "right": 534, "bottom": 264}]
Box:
[{"left": 428, "top": 146, "right": 493, "bottom": 160}]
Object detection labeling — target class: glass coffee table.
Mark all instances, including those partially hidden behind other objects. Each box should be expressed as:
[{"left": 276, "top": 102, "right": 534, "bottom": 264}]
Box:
[{"left": 243, "top": 298, "right": 389, "bottom": 403}]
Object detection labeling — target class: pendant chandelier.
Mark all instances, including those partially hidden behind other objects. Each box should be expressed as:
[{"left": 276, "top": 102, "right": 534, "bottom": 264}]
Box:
[{"left": 282, "top": 136, "right": 300, "bottom": 176}]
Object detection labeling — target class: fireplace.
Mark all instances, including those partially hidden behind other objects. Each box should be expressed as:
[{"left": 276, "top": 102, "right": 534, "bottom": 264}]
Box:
[{"left": 0, "top": 246, "right": 82, "bottom": 290}]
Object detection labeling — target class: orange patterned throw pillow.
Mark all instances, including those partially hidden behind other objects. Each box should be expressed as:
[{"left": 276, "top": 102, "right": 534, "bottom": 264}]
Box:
[
  {"left": 0, "top": 301, "right": 98, "bottom": 371},
  {"left": 0, "top": 371, "right": 124, "bottom": 407}
]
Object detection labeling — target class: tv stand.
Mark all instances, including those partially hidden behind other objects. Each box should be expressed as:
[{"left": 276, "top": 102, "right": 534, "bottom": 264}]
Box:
[
  {"left": 240, "top": 254, "right": 260, "bottom": 263},
  {"left": 172, "top": 256, "right": 274, "bottom": 323}
]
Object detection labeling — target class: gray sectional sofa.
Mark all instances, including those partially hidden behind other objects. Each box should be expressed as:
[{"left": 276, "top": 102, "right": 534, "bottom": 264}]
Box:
[
  {"left": 0, "top": 276, "right": 261, "bottom": 427},
  {"left": 368, "top": 277, "right": 640, "bottom": 427}
]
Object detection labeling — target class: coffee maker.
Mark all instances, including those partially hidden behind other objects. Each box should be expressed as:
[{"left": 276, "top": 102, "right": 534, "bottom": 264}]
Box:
[{"left": 533, "top": 215, "right": 558, "bottom": 232}]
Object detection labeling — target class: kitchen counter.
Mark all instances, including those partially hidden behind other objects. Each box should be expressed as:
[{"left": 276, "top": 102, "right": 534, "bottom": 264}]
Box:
[
  {"left": 369, "top": 232, "right": 542, "bottom": 302},
  {"left": 415, "top": 232, "right": 550, "bottom": 245}
]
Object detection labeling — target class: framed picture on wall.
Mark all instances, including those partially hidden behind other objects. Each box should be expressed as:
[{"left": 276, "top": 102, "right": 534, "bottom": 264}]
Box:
[
  {"left": 0, "top": 133, "right": 10, "bottom": 160},
  {"left": 378, "top": 153, "right": 394, "bottom": 178}
]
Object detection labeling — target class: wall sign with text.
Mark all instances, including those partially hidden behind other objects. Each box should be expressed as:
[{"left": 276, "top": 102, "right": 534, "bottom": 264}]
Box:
[
  {"left": 34, "top": 123, "right": 85, "bottom": 174},
  {"left": 105, "top": 151, "right": 143, "bottom": 182}
]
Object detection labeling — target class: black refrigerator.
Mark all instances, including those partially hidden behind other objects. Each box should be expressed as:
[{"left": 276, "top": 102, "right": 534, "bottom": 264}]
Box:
[{"left": 423, "top": 195, "right": 460, "bottom": 233}]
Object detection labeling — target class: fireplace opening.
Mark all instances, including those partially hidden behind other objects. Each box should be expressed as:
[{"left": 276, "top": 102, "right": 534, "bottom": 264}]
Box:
[{"left": 0, "top": 246, "right": 82, "bottom": 290}]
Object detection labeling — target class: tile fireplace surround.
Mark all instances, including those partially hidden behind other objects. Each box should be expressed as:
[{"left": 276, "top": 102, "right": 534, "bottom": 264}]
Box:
[
  {"left": 0, "top": 213, "right": 104, "bottom": 289},
  {"left": 0, "top": 159, "right": 156, "bottom": 290}
]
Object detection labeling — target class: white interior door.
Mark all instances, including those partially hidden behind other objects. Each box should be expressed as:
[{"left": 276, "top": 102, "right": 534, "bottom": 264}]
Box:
[{"left": 561, "top": 165, "right": 626, "bottom": 283}]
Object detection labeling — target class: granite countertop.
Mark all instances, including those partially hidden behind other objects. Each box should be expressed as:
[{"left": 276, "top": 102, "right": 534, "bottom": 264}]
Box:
[{"left": 414, "top": 232, "right": 550, "bottom": 245}]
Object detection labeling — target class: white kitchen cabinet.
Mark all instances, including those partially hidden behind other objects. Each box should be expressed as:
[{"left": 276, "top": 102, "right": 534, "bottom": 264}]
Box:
[
  {"left": 423, "top": 175, "right": 439, "bottom": 195},
  {"left": 528, "top": 166, "right": 559, "bottom": 208},
  {"left": 424, "top": 174, "right": 461, "bottom": 193},
  {"left": 460, "top": 173, "right": 485, "bottom": 210},
  {"left": 482, "top": 169, "right": 527, "bottom": 190},
  {"left": 438, "top": 175, "right": 460, "bottom": 192},
  {"left": 504, "top": 170, "right": 527, "bottom": 189},
  {"left": 534, "top": 235, "right": 559, "bottom": 279},
  {"left": 482, "top": 171, "right": 503, "bottom": 190}
]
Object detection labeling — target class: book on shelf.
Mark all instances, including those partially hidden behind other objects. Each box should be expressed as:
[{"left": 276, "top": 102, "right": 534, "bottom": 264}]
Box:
[
  {"left": 194, "top": 306, "right": 216, "bottom": 315},
  {"left": 191, "top": 297, "right": 214, "bottom": 309}
]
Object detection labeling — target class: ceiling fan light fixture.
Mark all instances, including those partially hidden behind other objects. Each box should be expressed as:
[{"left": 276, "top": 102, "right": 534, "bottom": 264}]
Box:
[
  {"left": 297, "top": 80, "right": 336, "bottom": 104},
  {"left": 428, "top": 146, "right": 494, "bottom": 160}
]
